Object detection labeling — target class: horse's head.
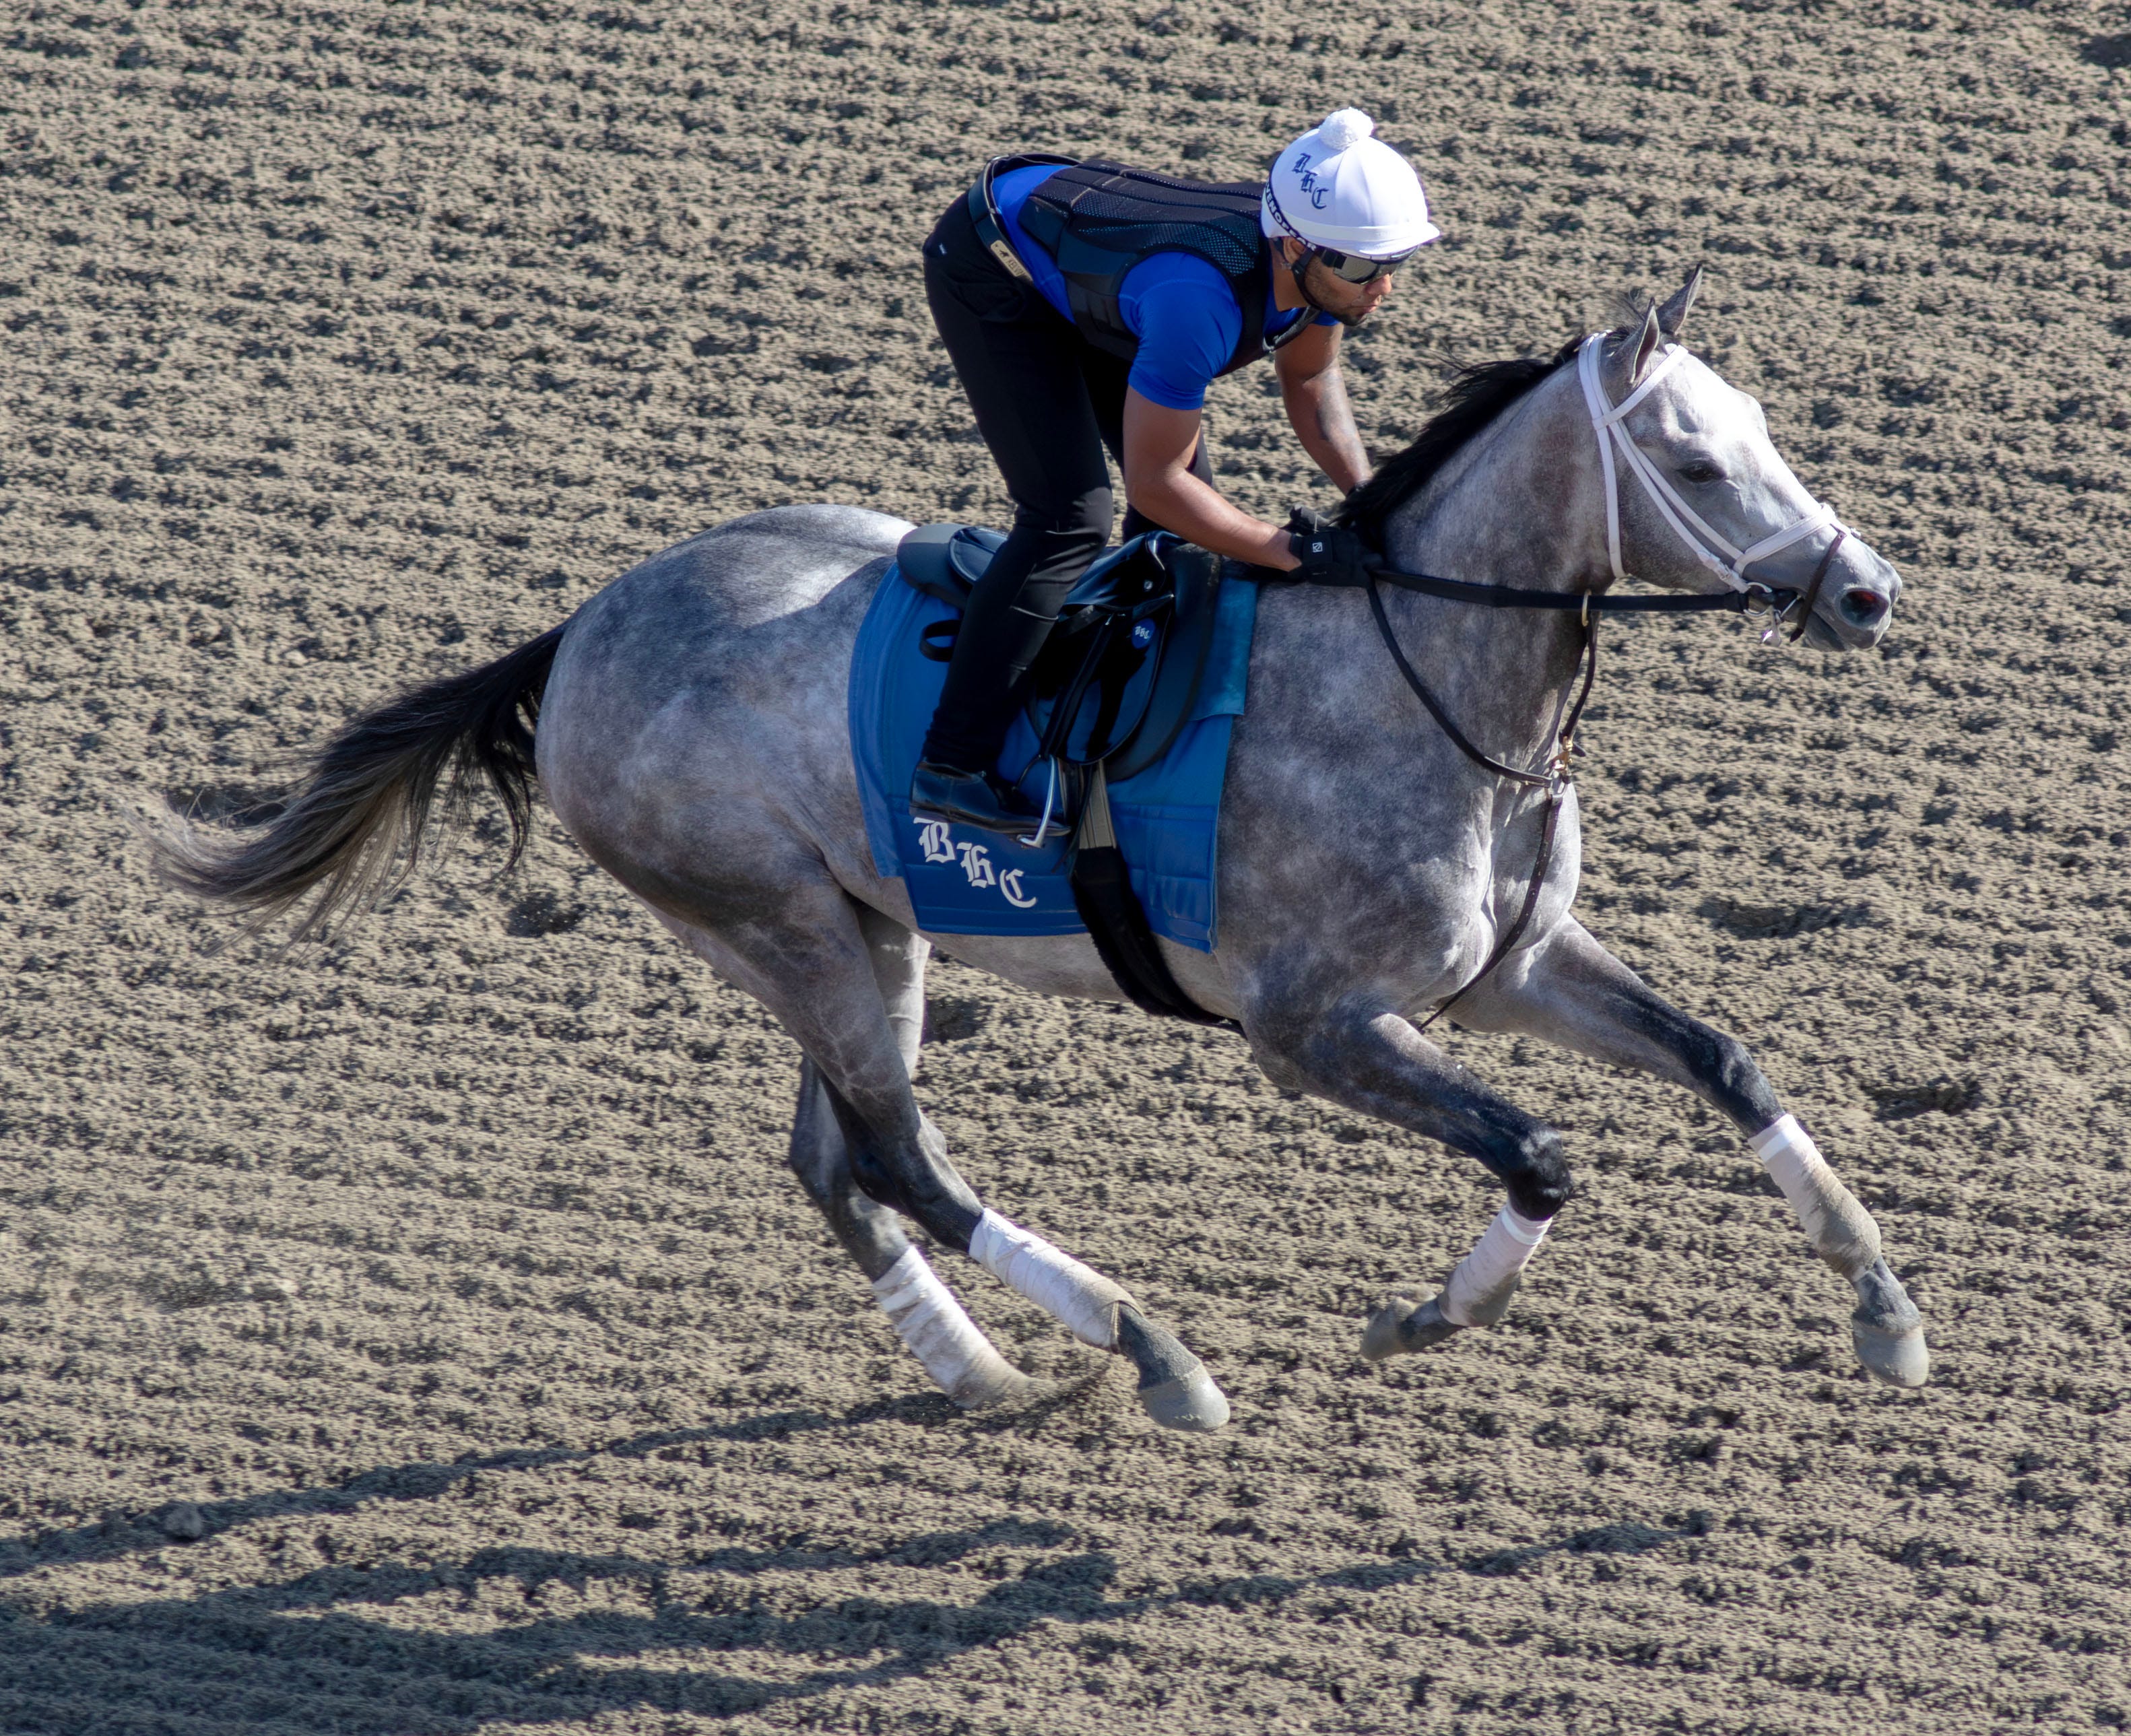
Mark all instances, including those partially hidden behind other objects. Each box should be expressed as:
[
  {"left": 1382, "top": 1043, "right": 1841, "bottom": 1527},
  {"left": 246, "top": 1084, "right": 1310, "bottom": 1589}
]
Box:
[{"left": 1584, "top": 270, "right": 1901, "bottom": 650}]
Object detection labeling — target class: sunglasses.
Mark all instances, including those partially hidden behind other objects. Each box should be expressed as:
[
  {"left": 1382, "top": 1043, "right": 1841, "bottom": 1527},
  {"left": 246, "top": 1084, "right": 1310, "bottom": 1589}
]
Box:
[{"left": 1311, "top": 246, "right": 1418, "bottom": 284}]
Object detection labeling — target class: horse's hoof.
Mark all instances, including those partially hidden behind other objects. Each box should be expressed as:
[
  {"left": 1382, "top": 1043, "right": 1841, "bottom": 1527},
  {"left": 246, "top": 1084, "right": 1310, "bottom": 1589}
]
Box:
[
  {"left": 1852, "top": 1307, "right": 1929, "bottom": 1388},
  {"left": 1114, "top": 1301, "right": 1225, "bottom": 1429},
  {"left": 1138, "top": 1364, "right": 1229, "bottom": 1432},
  {"left": 1361, "top": 1294, "right": 1459, "bottom": 1361},
  {"left": 1360, "top": 1297, "right": 1416, "bottom": 1360},
  {"left": 1850, "top": 1259, "right": 1929, "bottom": 1388}
]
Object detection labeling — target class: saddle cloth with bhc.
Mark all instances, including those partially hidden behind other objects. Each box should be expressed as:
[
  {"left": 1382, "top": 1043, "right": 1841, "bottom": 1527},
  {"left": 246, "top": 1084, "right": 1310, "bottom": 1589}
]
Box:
[{"left": 849, "top": 527, "right": 1257, "bottom": 980}]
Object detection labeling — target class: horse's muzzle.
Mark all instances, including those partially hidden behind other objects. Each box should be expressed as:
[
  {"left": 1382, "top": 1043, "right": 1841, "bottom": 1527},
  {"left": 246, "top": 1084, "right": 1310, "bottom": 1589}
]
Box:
[{"left": 1810, "top": 548, "right": 1901, "bottom": 650}]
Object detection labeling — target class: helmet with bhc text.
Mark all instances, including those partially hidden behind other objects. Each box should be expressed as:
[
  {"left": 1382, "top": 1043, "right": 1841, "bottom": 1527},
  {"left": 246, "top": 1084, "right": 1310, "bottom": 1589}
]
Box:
[{"left": 1261, "top": 108, "right": 1439, "bottom": 277}]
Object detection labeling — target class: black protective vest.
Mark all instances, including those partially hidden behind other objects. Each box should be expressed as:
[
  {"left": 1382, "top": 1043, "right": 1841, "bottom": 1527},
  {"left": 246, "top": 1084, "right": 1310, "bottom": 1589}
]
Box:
[{"left": 1011, "top": 159, "right": 1298, "bottom": 376}]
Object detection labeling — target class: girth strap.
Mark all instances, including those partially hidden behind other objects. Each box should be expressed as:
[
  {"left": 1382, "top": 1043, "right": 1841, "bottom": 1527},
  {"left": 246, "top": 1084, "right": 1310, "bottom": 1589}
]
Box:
[{"left": 1068, "top": 764, "right": 1236, "bottom": 1029}]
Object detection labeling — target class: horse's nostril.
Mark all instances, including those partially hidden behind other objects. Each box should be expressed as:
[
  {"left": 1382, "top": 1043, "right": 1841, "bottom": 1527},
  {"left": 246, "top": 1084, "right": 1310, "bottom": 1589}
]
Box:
[{"left": 1840, "top": 588, "right": 1887, "bottom": 624}]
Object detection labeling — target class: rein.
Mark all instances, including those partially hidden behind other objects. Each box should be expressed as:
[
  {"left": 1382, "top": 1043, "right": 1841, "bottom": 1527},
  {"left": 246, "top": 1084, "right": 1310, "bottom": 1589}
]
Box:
[
  {"left": 1362, "top": 523, "right": 1846, "bottom": 638},
  {"left": 1357, "top": 572, "right": 1592, "bottom": 1032},
  {"left": 1299, "top": 329, "right": 1856, "bottom": 1028},
  {"left": 1352, "top": 527, "right": 1842, "bottom": 1027},
  {"left": 1365, "top": 564, "right": 1771, "bottom": 615}
]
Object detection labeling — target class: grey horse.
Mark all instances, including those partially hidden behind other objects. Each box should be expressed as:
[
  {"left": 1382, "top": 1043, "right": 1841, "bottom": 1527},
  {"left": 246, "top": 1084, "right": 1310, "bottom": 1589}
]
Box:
[{"left": 153, "top": 279, "right": 1928, "bottom": 1432}]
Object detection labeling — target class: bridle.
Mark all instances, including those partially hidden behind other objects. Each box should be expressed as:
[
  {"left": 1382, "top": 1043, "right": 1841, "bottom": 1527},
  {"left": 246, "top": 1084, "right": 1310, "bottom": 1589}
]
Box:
[
  {"left": 1349, "top": 333, "right": 1855, "bottom": 639},
  {"left": 1284, "top": 327, "right": 1860, "bottom": 1028},
  {"left": 1575, "top": 331, "right": 1849, "bottom": 643}
]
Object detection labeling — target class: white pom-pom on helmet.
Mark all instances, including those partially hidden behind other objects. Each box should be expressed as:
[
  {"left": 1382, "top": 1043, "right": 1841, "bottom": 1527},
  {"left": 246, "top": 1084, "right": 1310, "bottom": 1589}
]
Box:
[{"left": 1262, "top": 108, "right": 1440, "bottom": 260}]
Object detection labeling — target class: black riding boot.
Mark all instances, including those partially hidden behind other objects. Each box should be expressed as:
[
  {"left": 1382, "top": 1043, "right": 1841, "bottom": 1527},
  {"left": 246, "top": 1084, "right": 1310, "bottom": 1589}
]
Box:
[{"left": 911, "top": 519, "right": 1103, "bottom": 832}]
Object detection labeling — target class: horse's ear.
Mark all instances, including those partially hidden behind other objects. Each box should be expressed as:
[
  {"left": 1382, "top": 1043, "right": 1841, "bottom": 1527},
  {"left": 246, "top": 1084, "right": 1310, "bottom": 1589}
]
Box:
[
  {"left": 1627, "top": 302, "right": 1665, "bottom": 385},
  {"left": 1658, "top": 265, "right": 1703, "bottom": 340}
]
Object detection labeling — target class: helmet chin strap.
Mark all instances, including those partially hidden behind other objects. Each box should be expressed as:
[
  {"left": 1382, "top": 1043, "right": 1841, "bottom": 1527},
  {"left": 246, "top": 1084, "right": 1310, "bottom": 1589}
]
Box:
[
  {"left": 1279, "top": 244, "right": 1366, "bottom": 328},
  {"left": 1280, "top": 243, "right": 1329, "bottom": 312}
]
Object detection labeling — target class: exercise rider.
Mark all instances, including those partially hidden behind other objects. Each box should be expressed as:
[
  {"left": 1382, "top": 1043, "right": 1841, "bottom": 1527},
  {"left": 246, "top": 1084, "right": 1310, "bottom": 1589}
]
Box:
[{"left": 911, "top": 108, "right": 1441, "bottom": 833}]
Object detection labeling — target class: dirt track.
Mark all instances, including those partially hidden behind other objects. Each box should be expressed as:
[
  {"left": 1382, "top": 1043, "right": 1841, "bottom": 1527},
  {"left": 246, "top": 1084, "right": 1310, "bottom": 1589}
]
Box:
[{"left": 4, "top": 3, "right": 2130, "bottom": 1731}]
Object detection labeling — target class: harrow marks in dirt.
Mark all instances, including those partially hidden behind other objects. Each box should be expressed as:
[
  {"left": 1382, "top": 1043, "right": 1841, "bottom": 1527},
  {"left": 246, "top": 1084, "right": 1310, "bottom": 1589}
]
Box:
[{"left": 4, "top": 3, "right": 2129, "bottom": 1732}]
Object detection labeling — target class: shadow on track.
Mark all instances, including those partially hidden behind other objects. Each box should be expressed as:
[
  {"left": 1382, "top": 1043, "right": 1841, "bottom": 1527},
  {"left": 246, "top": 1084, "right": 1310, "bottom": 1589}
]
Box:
[{"left": 0, "top": 1401, "right": 1680, "bottom": 1733}]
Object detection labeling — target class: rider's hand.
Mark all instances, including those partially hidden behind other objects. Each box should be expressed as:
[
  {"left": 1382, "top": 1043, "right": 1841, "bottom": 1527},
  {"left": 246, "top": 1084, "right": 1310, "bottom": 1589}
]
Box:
[{"left": 1284, "top": 507, "right": 1375, "bottom": 587}]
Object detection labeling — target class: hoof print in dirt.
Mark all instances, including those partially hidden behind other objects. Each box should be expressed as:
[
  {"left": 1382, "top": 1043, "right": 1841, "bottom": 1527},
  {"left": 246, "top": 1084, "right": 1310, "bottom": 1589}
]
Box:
[
  {"left": 504, "top": 890, "right": 585, "bottom": 937},
  {"left": 924, "top": 997, "right": 989, "bottom": 1042},
  {"left": 1866, "top": 1075, "right": 1981, "bottom": 1121},
  {"left": 1010, "top": 1338, "right": 1110, "bottom": 1389},
  {"left": 953, "top": 1367, "right": 1049, "bottom": 1412},
  {"left": 160, "top": 1503, "right": 207, "bottom": 1542},
  {"left": 1700, "top": 896, "right": 1858, "bottom": 939}
]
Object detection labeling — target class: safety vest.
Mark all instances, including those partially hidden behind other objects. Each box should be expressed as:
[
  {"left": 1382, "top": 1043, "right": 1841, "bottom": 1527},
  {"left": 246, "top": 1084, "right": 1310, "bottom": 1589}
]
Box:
[{"left": 1011, "top": 159, "right": 1305, "bottom": 376}]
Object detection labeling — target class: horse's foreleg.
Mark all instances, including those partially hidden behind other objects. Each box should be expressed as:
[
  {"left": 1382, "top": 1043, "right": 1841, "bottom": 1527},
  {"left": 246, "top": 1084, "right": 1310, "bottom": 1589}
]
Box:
[
  {"left": 1243, "top": 993, "right": 1573, "bottom": 1359},
  {"left": 1455, "top": 917, "right": 1928, "bottom": 1388}
]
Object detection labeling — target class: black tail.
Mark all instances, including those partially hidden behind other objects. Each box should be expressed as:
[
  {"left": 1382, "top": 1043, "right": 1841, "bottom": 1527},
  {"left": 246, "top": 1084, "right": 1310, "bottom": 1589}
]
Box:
[{"left": 147, "top": 625, "right": 566, "bottom": 940}]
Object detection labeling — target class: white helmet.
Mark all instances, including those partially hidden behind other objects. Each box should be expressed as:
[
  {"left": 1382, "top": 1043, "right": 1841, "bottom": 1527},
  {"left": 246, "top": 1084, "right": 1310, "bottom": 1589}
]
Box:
[{"left": 1261, "top": 109, "right": 1440, "bottom": 258}]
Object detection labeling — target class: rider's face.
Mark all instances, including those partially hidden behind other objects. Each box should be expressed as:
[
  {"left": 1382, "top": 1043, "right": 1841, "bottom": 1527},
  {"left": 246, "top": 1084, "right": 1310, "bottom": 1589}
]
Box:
[{"left": 1283, "top": 241, "right": 1398, "bottom": 325}]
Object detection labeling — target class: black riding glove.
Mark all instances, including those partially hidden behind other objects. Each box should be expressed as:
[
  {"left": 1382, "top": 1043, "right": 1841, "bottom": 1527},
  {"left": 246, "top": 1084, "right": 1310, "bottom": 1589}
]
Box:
[{"left": 1284, "top": 507, "right": 1375, "bottom": 588}]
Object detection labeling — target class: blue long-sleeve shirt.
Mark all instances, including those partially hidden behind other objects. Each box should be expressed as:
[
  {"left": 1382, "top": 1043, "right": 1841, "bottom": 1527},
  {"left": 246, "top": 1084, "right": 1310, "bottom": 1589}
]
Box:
[{"left": 993, "top": 164, "right": 1334, "bottom": 411}]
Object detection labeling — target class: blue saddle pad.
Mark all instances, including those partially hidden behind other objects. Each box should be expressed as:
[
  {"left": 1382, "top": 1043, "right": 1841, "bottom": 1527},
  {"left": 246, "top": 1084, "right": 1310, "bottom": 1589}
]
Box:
[{"left": 849, "top": 557, "right": 1257, "bottom": 949}]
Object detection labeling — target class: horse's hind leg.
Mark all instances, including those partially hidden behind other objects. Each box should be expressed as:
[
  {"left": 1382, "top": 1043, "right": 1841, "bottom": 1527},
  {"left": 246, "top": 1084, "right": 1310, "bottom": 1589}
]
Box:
[
  {"left": 655, "top": 899, "right": 1019, "bottom": 1409},
  {"left": 665, "top": 885, "right": 1228, "bottom": 1430},
  {"left": 1453, "top": 916, "right": 1928, "bottom": 1387},
  {"left": 785, "top": 910, "right": 1031, "bottom": 1409},
  {"left": 790, "top": 1055, "right": 1030, "bottom": 1409}
]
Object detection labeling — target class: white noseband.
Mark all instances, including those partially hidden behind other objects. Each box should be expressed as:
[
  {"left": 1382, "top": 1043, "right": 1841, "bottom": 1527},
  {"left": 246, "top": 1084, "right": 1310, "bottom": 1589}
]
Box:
[{"left": 1577, "top": 331, "right": 1843, "bottom": 592}]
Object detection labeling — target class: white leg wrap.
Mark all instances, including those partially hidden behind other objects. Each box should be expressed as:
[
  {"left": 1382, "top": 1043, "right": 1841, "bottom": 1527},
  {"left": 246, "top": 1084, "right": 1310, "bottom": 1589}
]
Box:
[
  {"left": 1441, "top": 1206, "right": 1550, "bottom": 1328},
  {"left": 1749, "top": 1114, "right": 1881, "bottom": 1279},
  {"left": 870, "top": 1248, "right": 1022, "bottom": 1406},
  {"left": 969, "top": 1209, "right": 1127, "bottom": 1349}
]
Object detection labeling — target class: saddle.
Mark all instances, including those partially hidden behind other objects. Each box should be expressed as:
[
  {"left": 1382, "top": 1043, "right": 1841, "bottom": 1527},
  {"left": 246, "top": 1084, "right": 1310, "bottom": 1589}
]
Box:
[
  {"left": 896, "top": 524, "right": 1224, "bottom": 785},
  {"left": 894, "top": 523, "right": 1237, "bottom": 1028}
]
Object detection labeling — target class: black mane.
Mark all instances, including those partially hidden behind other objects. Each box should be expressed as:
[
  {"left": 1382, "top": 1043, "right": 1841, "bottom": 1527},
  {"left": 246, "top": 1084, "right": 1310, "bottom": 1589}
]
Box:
[{"left": 1339, "top": 335, "right": 1586, "bottom": 543}]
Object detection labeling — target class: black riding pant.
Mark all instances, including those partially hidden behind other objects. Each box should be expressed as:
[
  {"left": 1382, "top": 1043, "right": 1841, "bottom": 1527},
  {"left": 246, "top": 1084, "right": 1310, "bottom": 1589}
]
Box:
[{"left": 919, "top": 193, "right": 1210, "bottom": 771}]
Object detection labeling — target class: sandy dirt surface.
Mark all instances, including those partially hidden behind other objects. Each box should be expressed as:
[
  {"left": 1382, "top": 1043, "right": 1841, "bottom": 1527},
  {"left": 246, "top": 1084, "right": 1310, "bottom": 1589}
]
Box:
[{"left": 4, "top": 2, "right": 2130, "bottom": 1731}]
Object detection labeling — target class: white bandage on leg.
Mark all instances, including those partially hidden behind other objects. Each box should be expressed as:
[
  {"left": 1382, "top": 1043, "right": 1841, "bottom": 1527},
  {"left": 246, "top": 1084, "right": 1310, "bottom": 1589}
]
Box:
[
  {"left": 969, "top": 1209, "right": 1127, "bottom": 1349},
  {"left": 1748, "top": 1113, "right": 1881, "bottom": 1278},
  {"left": 1440, "top": 1206, "right": 1550, "bottom": 1328},
  {"left": 870, "top": 1247, "right": 1020, "bottom": 1405}
]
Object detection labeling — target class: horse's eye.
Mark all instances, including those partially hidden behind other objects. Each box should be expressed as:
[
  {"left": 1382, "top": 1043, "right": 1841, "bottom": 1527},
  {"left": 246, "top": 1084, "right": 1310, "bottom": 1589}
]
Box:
[{"left": 1678, "top": 461, "right": 1726, "bottom": 486}]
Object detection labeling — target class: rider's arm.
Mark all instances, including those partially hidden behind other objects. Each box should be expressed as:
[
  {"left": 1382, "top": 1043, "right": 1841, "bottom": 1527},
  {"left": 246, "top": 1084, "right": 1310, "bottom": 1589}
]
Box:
[
  {"left": 1274, "top": 323, "right": 1372, "bottom": 496},
  {"left": 1120, "top": 391, "right": 1297, "bottom": 570}
]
